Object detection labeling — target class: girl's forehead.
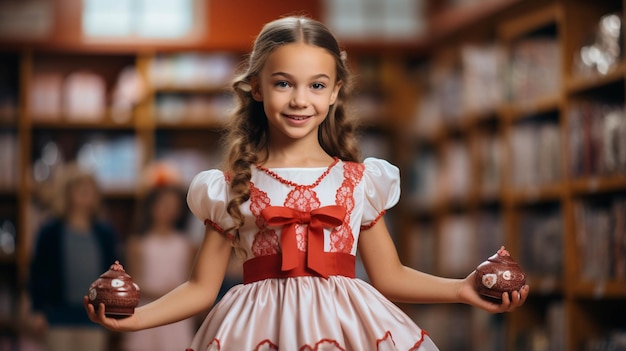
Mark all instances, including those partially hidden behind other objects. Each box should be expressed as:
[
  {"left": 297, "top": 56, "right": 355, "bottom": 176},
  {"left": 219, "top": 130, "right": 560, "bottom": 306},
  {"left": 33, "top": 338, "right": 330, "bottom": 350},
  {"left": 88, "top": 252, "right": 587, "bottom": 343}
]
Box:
[{"left": 263, "top": 43, "right": 336, "bottom": 78}]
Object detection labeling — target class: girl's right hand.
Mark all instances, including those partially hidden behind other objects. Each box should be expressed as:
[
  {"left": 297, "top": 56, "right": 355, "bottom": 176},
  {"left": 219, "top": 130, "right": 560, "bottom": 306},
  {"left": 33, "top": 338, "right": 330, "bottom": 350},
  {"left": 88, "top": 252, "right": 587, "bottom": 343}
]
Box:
[{"left": 83, "top": 296, "right": 140, "bottom": 332}]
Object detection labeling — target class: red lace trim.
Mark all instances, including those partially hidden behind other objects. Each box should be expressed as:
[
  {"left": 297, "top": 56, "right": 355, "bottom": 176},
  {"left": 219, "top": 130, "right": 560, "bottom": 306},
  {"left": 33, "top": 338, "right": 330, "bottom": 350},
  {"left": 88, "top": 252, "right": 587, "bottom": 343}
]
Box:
[
  {"left": 204, "top": 219, "right": 224, "bottom": 233},
  {"left": 256, "top": 157, "right": 339, "bottom": 188},
  {"left": 377, "top": 331, "right": 396, "bottom": 348},
  {"left": 204, "top": 219, "right": 234, "bottom": 240},
  {"left": 360, "top": 210, "right": 386, "bottom": 231},
  {"left": 187, "top": 329, "right": 429, "bottom": 351},
  {"left": 300, "top": 339, "right": 346, "bottom": 351},
  {"left": 254, "top": 339, "right": 279, "bottom": 351},
  {"left": 329, "top": 161, "right": 364, "bottom": 253},
  {"left": 376, "top": 329, "right": 429, "bottom": 350},
  {"left": 410, "top": 329, "right": 430, "bottom": 351}
]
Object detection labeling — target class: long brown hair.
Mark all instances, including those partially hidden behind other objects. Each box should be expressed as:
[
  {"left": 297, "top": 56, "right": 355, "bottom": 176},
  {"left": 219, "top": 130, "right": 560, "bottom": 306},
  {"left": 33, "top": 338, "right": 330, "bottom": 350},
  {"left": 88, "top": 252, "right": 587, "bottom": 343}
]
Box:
[{"left": 223, "top": 16, "right": 361, "bottom": 244}]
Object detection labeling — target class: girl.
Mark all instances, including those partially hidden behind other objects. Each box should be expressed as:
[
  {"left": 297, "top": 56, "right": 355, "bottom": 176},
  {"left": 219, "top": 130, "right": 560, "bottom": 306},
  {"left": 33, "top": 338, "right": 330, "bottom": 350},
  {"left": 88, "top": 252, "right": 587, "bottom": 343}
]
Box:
[{"left": 86, "top": 16, "right": 529, "bottom": 350}]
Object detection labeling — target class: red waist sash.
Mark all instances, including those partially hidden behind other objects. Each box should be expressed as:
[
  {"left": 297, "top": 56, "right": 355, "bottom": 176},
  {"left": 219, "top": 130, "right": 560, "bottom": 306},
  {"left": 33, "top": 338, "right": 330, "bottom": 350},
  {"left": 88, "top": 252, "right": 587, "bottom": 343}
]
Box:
[{"left": 243, "top": 252, "right": 356, "bottom": 284}]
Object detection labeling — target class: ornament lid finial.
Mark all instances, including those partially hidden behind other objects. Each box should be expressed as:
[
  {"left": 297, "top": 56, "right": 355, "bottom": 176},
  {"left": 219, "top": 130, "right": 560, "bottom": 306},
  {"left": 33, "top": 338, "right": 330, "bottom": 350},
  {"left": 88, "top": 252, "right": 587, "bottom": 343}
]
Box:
[
  {"left": 497, "top": 246, "right": 510, "bottom": 257},
  {"left": 110, "top": 260, "right": 125, "bottom": 272}
]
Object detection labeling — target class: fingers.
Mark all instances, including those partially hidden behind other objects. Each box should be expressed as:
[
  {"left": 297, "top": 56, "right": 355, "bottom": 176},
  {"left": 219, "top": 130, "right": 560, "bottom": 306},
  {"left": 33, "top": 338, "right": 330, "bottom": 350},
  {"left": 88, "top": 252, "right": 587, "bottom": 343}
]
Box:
[
  {"left": 83, "top": 296, "right": 108, "bottom": 325},
  {"left": 497, "top": 285, "right": 530, "bottom": 313},
  {"left": 83, "top": 296, "right": 97, "bottom": 322}
]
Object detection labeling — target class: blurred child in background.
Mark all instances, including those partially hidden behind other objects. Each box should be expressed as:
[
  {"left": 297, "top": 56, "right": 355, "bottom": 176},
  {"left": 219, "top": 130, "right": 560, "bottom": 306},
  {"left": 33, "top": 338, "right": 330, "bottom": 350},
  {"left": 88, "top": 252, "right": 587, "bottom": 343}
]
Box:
[
  {"left": 29, "top": 163, "right": 118, "bottom": 351},
  {"left": 122, "top": 163, "right": 196, "bottom": 351}
]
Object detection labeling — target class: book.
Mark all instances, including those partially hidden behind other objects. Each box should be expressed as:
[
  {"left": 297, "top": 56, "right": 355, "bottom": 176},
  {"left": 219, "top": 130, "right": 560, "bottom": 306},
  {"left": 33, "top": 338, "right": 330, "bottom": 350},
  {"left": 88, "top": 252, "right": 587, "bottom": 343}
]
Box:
[
  {"left": 439, "top": 215, "right": 475, "bottom": 278},
  {"left": 511, "top": 121, "right": 561, "bottom": 187},
  {"left": 509, "top": 38, "right": 561, "bottom": 104},
  {"left": 568, "top": 103, "right": 626, "bottom": 177},
  {"left": 29, "top": 72, "right": 63, "bottom": 120},
  {"left": 576, "top": 197, "right": 626, "bottom": 281},
  {"left": 519, "top": 206, "right": 563, "bottom": 279},
  {"left": 461, "top": 44, "right": 506, "bottom": 115},
  {"left": 63, "top": 71, "right": 106, "bottom": 121}
]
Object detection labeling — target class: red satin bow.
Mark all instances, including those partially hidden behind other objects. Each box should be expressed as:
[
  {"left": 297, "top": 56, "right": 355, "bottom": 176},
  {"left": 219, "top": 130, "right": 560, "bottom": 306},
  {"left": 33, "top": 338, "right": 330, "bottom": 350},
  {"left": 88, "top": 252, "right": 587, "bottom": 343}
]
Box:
[{"left": 261, "top": 205, "right": 346, "bottom": 278}]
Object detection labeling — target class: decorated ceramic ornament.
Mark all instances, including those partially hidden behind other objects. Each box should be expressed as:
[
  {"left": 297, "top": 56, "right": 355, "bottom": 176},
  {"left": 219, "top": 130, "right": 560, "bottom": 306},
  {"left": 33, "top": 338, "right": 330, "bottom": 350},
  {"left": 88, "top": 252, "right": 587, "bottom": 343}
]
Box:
[
  {"left": 88, "top": 261, "right": 140, "bottom": 318},
  {"left": 474, "top": 246, "right": 526, "bottom": 300}
]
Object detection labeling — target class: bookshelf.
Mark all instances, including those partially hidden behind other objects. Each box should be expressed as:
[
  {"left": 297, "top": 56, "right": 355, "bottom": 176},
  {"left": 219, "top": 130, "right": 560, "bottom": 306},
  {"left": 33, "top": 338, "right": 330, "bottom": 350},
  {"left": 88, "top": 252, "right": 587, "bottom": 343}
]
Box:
[
  {"left": 0, "top": 48, "right": 238, "bottom": 349},
  {"left": 400, "top": 0, "right": 626, "bottom": 350}
]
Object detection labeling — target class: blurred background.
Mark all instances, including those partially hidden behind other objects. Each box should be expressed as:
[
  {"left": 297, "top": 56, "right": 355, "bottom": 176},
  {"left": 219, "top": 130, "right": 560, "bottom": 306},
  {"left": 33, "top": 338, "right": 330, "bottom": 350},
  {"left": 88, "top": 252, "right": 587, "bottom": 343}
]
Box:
[{"left": 0, "top": 0, "right": 625, "bottom": 350}]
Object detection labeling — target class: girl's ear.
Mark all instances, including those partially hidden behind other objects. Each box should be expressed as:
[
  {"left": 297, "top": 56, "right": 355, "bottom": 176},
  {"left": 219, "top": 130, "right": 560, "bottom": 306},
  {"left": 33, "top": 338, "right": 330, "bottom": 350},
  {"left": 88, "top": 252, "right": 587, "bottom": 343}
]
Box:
[
  {"left": 330, "top": 80, "right": 343, "bottom": 105},
  {"left": 251, "top": 77, "right": 263, "bottom": 102}
]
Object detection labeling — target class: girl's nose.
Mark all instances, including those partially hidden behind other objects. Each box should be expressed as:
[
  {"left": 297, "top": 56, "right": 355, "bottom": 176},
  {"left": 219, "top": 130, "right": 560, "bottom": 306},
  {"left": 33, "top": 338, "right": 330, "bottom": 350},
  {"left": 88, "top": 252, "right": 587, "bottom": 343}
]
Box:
[{"left": 290, "top": 88, "right": 309, "bottom": 108}]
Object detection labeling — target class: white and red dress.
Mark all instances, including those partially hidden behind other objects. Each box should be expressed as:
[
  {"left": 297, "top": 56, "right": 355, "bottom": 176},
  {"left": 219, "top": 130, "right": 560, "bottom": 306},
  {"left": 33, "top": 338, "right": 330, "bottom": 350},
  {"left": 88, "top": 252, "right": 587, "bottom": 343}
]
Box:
[{"left": 185, "top": 157, "right": 438, "bottom": 351}]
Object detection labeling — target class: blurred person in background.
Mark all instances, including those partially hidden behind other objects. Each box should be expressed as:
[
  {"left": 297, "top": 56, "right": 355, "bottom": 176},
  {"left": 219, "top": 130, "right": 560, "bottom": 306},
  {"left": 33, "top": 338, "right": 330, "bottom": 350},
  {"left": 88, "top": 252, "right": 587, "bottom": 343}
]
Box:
[
  {"left": 122, "top": 163, "right": 196, "bottom": 351},
  {"left": 29, "top": 163, "right": 118, "bottom": 351}
]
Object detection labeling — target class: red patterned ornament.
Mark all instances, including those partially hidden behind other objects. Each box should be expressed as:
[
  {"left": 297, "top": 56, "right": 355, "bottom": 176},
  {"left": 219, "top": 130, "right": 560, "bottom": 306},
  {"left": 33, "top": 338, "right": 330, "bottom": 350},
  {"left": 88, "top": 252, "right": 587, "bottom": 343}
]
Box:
[
  {"left": 474, "top": 246, "right": 526, "bottom": 300},
  {"left": 88, "top": 261, "right": 140, "bottom": 318}
]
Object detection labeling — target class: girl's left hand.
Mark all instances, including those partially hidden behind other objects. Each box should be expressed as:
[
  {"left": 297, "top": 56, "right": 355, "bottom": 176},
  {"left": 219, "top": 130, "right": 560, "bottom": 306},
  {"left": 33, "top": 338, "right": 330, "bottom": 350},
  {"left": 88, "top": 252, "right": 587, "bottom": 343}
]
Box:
[
  {"left": 458, "top": 271, "right": 530, "bottom": 313},
  {"left": 83, "top": 296, "right": 140, "bottom": 332}
]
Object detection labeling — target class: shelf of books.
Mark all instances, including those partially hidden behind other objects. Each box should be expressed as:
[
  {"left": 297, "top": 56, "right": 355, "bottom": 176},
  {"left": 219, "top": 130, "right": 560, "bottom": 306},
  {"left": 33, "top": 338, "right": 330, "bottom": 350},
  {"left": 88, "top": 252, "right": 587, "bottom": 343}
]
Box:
[
  {"left": 0, "top": 47, "right": 243, "bottom": 348},
  {"left": 401, "top": 0, "right": 626, "bottom": 350}
]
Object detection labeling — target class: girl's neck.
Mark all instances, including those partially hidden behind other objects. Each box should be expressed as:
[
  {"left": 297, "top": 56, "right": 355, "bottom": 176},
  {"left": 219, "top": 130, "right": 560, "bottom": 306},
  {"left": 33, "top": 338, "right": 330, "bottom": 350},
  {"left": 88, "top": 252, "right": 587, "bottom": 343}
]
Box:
[{"left": 262, "top": 143, "right": 333, "bottom": 168}]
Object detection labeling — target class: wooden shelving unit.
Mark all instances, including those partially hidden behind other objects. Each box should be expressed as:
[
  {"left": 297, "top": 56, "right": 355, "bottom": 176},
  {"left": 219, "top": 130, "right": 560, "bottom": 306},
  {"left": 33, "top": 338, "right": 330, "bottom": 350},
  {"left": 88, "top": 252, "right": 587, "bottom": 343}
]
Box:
[{"left": 396, "top": 0, "right": 626, "bottom": 350}]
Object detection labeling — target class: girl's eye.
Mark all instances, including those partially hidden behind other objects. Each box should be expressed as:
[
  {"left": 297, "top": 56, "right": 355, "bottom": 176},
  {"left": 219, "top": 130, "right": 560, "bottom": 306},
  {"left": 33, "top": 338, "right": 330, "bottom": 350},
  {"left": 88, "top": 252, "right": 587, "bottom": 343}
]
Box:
[
  {"left": 275, "top": 81, "right": 291, "bottom": 88},
  {"left": 311, "top": 83, "right": 326, "bottom": 90}
]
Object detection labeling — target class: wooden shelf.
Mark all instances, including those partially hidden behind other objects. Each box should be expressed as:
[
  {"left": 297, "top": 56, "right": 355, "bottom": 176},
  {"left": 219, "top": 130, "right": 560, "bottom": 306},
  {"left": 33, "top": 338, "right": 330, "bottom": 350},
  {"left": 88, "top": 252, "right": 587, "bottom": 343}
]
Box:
[
  {"left": 477, "top": 190, "right": 504, "bottom": 206},
  {"left": 430, "top": 0, "right": 523, "bottom": 41},
  {"left": 570, "top": 175, "right": 626, "bottom": 196},
  {"left": 566, "top": 64, "right": 626, "bottom": 95},
  {"left": 27, "top": 186, "right": 138, "bottom": 200},
  {"left": 525, "top": 275, "right": 563, "bottom": 295},
  {"left": 466, "top": 109, "right": 501, "bottom": 128},
  {"left": 412, "top": 126, "right": 447, "bottom": 146},
  {"left": 505, "top": 94, "right": 561, "bottom": 121},
  {"left": 506, "top": 183, "right": 564, "bottom": 204},
  {"left": 498, "top": 2, "right": 561, "bottom": 41},
  {"left": 408, "top": 203, "right": 440, "bottom": 221},
  {"left": 153, "top": 85, "right": 229, "bottom": 95},
  {"left": 155, "top": 119, "right": 226, "bottom": 130},
  {"left": 573, "top": 281, "right": 626, "bottom": 299},
  {"left": 439, "top": 197, "right": 472, "bottom": 212},
  {"left": 31, "top": 118, "right": 135, "bottom": 130}
]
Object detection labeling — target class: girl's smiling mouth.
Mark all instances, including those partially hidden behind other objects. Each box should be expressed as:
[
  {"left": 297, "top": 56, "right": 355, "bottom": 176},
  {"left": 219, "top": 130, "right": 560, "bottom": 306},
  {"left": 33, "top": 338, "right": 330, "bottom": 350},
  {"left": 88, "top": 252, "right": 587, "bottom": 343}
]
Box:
[{"left": 283, "top": 114, "right": 312, "bottom": 120}]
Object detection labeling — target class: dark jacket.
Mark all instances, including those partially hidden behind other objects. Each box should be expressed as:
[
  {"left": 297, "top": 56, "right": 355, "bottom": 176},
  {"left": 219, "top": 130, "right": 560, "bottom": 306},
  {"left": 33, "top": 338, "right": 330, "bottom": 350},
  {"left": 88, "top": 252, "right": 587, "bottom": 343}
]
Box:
[{"left": 29, "top": 218, "right": 118, "bottom": 326}]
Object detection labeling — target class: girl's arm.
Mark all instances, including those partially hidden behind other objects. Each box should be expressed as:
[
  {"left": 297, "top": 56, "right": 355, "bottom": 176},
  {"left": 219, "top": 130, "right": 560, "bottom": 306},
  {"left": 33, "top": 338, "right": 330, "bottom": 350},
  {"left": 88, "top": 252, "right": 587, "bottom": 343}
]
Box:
[
  {"left": 358, "top": 217, "right": 529, "bottom": 313},
  {"left": 84, "top": 226, "right": 232, "bottom": 331}
]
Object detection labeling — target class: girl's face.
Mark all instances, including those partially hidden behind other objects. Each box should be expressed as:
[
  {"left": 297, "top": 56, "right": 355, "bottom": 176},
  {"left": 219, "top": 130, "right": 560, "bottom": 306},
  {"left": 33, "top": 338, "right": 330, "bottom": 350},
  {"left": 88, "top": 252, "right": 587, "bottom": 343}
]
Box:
[{"left": 252, "top": 42, "right": 342, "bottom": 144}]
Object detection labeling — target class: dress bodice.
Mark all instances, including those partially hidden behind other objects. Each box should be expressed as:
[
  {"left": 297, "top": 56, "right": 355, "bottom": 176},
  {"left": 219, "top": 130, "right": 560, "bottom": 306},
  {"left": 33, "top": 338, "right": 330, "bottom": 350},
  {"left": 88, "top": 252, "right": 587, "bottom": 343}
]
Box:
[{"left": 187, "top": 157, "right": 400, "bottom": 259}]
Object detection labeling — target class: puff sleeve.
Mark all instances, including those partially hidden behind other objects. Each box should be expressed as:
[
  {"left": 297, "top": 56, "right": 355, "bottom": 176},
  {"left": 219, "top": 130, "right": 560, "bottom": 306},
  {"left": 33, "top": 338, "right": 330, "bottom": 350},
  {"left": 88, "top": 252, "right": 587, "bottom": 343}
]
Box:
[
  {"left": 187, "top": 170, "right": 234, "bottom": 236},
  {"left": 360, "top": 157, "right": 401, "bottom": 230}
]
